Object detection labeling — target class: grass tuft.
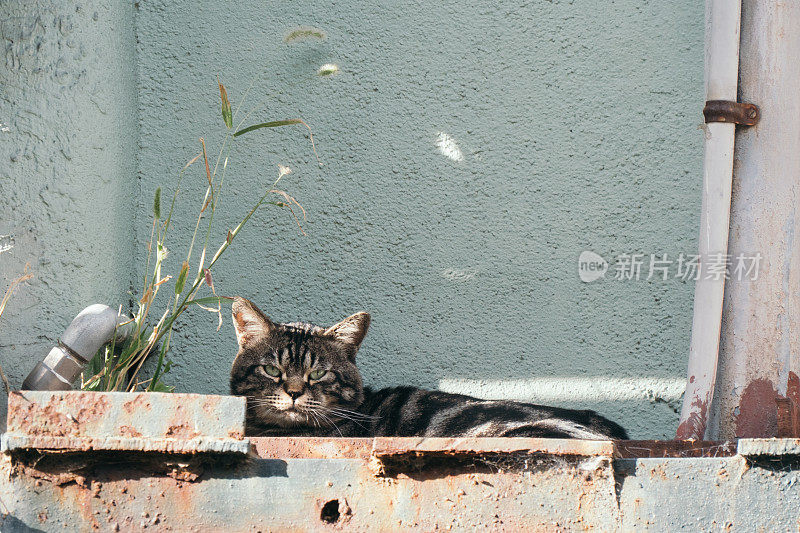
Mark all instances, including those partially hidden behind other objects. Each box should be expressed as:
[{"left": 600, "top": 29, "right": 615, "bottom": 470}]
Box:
[{"left": 81, "top": 78, "right": 320, "bottom": 392}]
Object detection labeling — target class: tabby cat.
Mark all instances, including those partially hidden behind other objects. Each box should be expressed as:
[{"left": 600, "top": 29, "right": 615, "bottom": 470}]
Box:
[{"left": 230, "top": 298, "right": 628, "bottom": 439}]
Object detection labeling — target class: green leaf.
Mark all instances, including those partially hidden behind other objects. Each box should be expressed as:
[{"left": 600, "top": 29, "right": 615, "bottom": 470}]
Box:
[
  {"left": 151, "top": 380, "right": 174, "bottom": 393},
  {"left": 175, "top": 260, "right": 189, "bottom": 295},
  {"left": 219, "top": 80, "right": 232, "bottom": 129},
  {"left": 186, "top": 296, "right": 232, "bottom": 307},
  {"left": 153, "top": 187, "right": 161, "bottom": 219},
  {"left": 234, "top": 119, "right": 303, "bottom": 137}
]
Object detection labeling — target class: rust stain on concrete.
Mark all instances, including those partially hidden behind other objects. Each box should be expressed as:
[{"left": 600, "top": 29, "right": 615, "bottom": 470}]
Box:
[
  {"left": 122, "top": 394, "right": 152, "bottom": 414},
  {"left": 117, "top": 425, "right": 143, "bottom": 438}
]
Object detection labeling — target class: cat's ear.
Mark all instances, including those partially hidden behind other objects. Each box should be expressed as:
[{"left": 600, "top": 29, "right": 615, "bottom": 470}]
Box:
[
  {"left": 325, "top": 312, "right": 370, "bottom": 357},
  {"left": 232, "top": 297, "right": 274, "bottom": 348}
]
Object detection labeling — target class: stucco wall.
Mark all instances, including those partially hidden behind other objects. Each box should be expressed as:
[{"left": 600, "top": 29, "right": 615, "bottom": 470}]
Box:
[
  {"left": 2, "top": 0, "right": 704, "bottom": 439},
  {"left": 134, "top": 0, "right": 704, "bottom": 438},
  {"left": 0, "top": 1, "right": 138, "bottom": 425}
]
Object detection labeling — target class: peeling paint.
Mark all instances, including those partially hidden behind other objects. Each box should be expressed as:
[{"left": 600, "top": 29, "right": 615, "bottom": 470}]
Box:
[
  {"left": 675, "top": 391, "right": 709, "bottom": 440},
  {"left": 2, "top": 438, "right": 800, "bottom": 530},
  {"left": 736, "top": 379, "right": 778, "bottom": 438}
]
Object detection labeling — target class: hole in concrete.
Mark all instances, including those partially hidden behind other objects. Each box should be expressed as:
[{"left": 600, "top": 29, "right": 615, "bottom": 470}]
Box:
[{"left": 320, "top": 499, "right": 340, "bottom": 523}]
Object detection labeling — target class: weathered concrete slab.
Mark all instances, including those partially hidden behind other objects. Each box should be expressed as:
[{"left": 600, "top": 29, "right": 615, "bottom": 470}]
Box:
[
  {"left": 4, "top": 442, "right": 800, "bottom": 531},
  {"left": 737, "top": 438, "right": 800, "bottom": 456},
  {"left": 617, "top": 456, "right": 800, "bottom": 530},
  {"left": 0, "top": 450, "right": 621, "bottom": 531},
  {"left": 4, "top": 391, "right": 248, "bottom": 454},
  {"left": 3, "top": 415, "right": 800, "bottom": 531},
  {"left": 372, "top": 436, "right": 615, "bottom": 457}
]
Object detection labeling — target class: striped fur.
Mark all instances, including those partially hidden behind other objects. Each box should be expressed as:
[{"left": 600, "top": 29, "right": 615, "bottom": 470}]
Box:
[{"left": 230, "top": 298, "right": 628, "bottom": 439}]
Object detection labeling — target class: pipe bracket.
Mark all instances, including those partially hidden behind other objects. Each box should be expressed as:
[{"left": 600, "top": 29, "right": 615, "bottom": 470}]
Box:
[{"left": 703, "top": 100, "right": 760, "bottom": 126}]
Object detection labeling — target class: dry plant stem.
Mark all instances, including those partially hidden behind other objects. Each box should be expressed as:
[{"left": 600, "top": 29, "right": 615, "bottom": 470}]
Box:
[
  {"left": 0, "top": 265, "right": 34, "bottom": 394},
  {"left": 269, "top": 189, "right": 307, "bottom": 235},
  {"left": 0, "top": 357, "right": 10, "bottom": 395},
  {"left": 143, "top": 133, "right": 232, "bottom": 390},
  {"left": 115, "top": 155, "right": 200, "bottom": 391},
  {"left": 84, "top": 80, "right": 317, "bottom": 392},
  {"left": 142, "top": 217, "right": 157, "bottom": 295}
]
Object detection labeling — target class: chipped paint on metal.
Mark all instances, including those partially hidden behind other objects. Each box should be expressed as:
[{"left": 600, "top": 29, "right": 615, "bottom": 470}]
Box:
[
  {"left": 3, "top": 438, "right": 800, "bottom": 530},
  {"left": 715, "top": 0, "right": 800, "bottom": 440},
  {"left": 675, "top": 389, "right": 710, "bottom": 440}
]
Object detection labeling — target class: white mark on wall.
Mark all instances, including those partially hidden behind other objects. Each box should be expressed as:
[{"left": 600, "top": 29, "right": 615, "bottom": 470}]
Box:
[
  {"left": 439, "top": 377, "right": 686, "bottom": 404},
  {"left": 441, "top": 268, "right": 477, "bottom": 282},
  {"left": 317, "top": 63, "right": 339, "bottom": 77},
  {"left": 0, "top": 235, "right": 15, "bottom": 254},
  {"left": 0, "top": 122, "right": 10, "bottom": 133},
  {"left": 435, "top": 132, "right": 464, "bottom": 162}
]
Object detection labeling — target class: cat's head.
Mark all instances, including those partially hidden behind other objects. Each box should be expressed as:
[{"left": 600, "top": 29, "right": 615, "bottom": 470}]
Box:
[{"left": 229, "top": 297, "right": 369, "bottom": 429}]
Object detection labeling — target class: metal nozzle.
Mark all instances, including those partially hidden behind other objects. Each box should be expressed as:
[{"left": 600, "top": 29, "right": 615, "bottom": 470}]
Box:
[{"left": 21, "top": 304, "right": 133, "bottom": 391}]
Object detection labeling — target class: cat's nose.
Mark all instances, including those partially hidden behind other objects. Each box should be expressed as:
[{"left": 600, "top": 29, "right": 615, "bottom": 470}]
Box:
[{"left": 283, "top": 382, "right": 305, "bottom": 400}]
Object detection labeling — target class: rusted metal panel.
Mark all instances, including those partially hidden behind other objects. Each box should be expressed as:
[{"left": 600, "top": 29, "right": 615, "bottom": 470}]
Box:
[
  {"left": 250, "top": 437, "right": 373, "bottom": 460},
  {"left": 0, "top": 448, "right": 621, "bottom": 531},
  {"left": 715, "top": 0, "right": 800, "bottom": 440},
  {"left": 372, "top": 436, "right": 615, "bottom": 457},
  {"left": 616, "top": 455, "right": 800, "bottom": 529},
  {"left": 370, "top": 437, "right": 615, "bottom": 477},
  {"left": 247, "top": 437, "right": 736, "bottom": 461},
  {"left": 614, "top": 440, "right": 737, "bottom": 459},
  {"left": 3, "top": 404, "right": 800, "bottom": 533},
  {"left": 4, "top": 391, "right": 248, "bottom": 454},
  {"left": 777, "top": 397, "right": 800, "bottom": 438},
  {"left": 2, "top": 435, "right": 248, "bottom": 454},
  {"left": 4, "top": 439, "right": 800, "bottom": 531}
]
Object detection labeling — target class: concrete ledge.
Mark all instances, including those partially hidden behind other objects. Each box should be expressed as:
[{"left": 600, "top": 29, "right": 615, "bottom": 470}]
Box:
[
  {"left": 2, "top": 434, "right": 250, "bottom": 454},
  {"left": 5, "top": 391, "right": 248, "bottom": 454},
  {"left": 372, "top": 436, "right": 615, "bottom": 457},
  {"left": 738, "top": 438, "right": 800, "bottom": 456}
]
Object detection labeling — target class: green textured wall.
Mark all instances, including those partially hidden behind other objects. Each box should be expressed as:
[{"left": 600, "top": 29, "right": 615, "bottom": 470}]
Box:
[
  {"left": 0, "top": 1, "right": 138, "bottom": 426},
  {"left": 135, "top": 0, "right": 704, "bottom": 438},
  {"left": 3, "top": 0, "right": 704, "bottom": 438}
]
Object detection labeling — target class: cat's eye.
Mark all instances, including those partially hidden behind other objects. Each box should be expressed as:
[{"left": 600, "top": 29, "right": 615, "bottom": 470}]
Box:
[
  {"left": 308, "top": 369, "right": 327, "bottom": 381},
  {"left": 262, "top": 364, "right": 281, "bottom": 377}
]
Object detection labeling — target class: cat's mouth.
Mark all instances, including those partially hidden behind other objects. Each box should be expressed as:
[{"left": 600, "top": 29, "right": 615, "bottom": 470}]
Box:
[
  {"left": 248, "top": 395, "right": 317, "bottom": 427},
  {"left": 276, "top": 402, "right": 319, "bottom": 423}
]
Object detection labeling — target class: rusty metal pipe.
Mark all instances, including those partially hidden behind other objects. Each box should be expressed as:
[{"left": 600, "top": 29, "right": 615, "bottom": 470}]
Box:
[
  {"left": 713, "top": 0, "right": 800, "bottom": 439},
  {"left": 21, "top": 304, "right": 133, "bottom": 390},
  {"left": 676, "top": 0, "right": 742, "bottom": 440}
]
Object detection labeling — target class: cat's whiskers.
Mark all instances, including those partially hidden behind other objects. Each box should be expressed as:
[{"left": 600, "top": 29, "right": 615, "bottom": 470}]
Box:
[
  {"left": 309, "top": 411, "right": 323, "bottom": 429},
  {"left": 309, "top": 409, "right": 344, "bottom": 437},
  {"left": 309, "top": 405, "right": 370, "bottom": 431},
  {"left": 302, "top": 399, "right": 380, "bottom": 420},
  {"left": 322, "top": 406, "right": 381, "bottom": 420}
]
